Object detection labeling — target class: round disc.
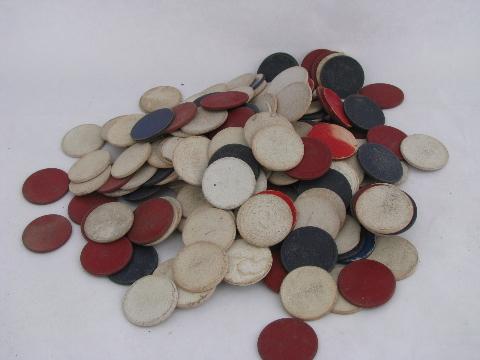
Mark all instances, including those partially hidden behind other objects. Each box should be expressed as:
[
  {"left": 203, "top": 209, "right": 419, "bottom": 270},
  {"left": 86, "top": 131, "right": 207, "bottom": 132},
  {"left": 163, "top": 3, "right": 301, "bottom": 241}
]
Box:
[
  {"left": 286, "top": 137, "right": 332, "bottom": 180},
  {"left": 257, "top": 52, "right": 299, "bottom": 82},
  {"left": 139, "top": 85, "right": 182, "bottom": 113},
  {"left": 211, "top": 106, "right": 255, "bottom": 134},
  {"left": 357, "top": 143, "right": 403, "bottom": 183},
  {"left": 97, "top": 175, "right": 132, "bottom": 193},
  {"left": 68, "top": 166, "right": 111, "bottom": 196},
  {"left": 309, "top": 50, "right": 338, "bottom": 86},
  {"left": 293, "top": 195, "right": 341, "bottom": 238},
  {"left": 296, "top": 187, "right": 346, "bottom": 226},
  {"left": 337, "top": 228, "right": 376, "bottom": 264},
  {"left": 112, "top": 143, "right": 151, "bottom": 178},
  {"left": 257, "top": 318, "right": 318, "bottom": 360},
  {"left": 22, "top": 168, "right": 69, "bottom": 205},
  {"left": 335, "top": 215, "right": 361, "bottom": 254},
  {"left": 181, "top": 108, "right": 228, "bottom": 135},
  {"left": 367, "top": 125, "right": 407, "bottom": 159},
  {"left": 165, "top": 102, "right": 197, "bottom": 133},
  {"left": 208, "top": 127, "right": 248, "bottom": 159},
  {"left": 301, "top": 48, "right": 333, "bottom": 74},
  {"left": 176, "top": 184, "right": 210, "bottom": 218},
  {"left": 359, "top": 83, "right": 404, "bottom": 109},
  {"left": 266, "top": 66, "right": 309, "bottom": 95},
  {"left": 259, "top": 190, "right": 297, "bottom": 227},
  {"left": 319, "top": 55, "right": 364, "bottom": 98},
  {"left": 109, "top": 245, "right": 159, "bottom": 285},
  {"left": 244, "top": 112, "right": 293, "bottom": 146},
  {"left": 68, "top": 193, "right": 116, "bottom": 224},
  {"left": 173, "top": 242, "right": 228, "bottom": 293},
  {"left": 307, "top": 123, "right": 357, "bottom": 159},
  {"left": 263, "top": 248, "right": 288, "bottom": 293},
  {"left": 83, "top": 202, "right": 134, "bottom": 243},
  {"left": 269, "top": 171, "right": 298, "bottom": 186},
  {"left": 200, "top": 91, "right": 249, "bottom": 110},
  {"left": 120, "top": 164, "right": 157, "bottom": 190},
  {"left": 368, "top": 235, "right": 418, "bottom": 280},
  {"left": 122, "top": 275, "right": 178, "bottom": 326},
  {"left": 202, "top": 157, "right": 256, "bottom": 210},
  {"left": 338, "top": 259, "right": 396, "bottom": 308},
  {"left": 281, "top": 227, "right": 338, "bottom": 272},
  {"left": 172, "top": 136, "right": 210, "bottom": 185},
  {"left": 22, "top": 214, "right": 72, "bottom": 253},
  {"left": 142, "top": 168, "right": 175, "bottom": 187},
  {"left": 105, "top": 114, "right": 143, "bottom": 147},
  {"left": 68, "top": 150, "right": 111, "bottom": 183},
  {"left": 209, "top": 143, "right": 260, "bottom": 178},
  {"left": 400, "top": 134, "right": 449, "bottom": 171},
  {"left": 330, "top": 265, "right": 361, "bottom": 315},
  {"left": 61, "top": 124, "right": 104, "bottom": 157},
  {"left": 280, "top": 266, "right": 337, "bottom": 320},
  {"left": 80, "top": 237, "right": 133, "bottom": 276},
  {"left": 130, "top": 109, "right": 174, "bottom": 142},
  {"left": 343, "top": 94, "right": 385, "bottom": 131},
  {"left": 276, "top": 82, "right": 312, "bottom": 122},
  {"left": 128, "top": 198, "right": 174, "bottom": 245},
  {"left": 318, "top": 87, "right": 352, "bottom": 127}
]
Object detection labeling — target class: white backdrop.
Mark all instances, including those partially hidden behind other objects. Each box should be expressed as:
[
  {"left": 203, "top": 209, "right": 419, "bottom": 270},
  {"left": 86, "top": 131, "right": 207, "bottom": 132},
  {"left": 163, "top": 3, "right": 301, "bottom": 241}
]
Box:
[{"left": 1, "top": 1, "right": 479, "bottom": 359}]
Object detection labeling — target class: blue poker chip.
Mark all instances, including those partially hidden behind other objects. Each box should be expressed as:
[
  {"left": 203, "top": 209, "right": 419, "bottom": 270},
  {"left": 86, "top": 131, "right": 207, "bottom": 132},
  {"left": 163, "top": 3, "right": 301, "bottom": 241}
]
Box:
[
  {"left": 257, "top": 52, "right": 299, "bottom": 82},
  {"left": 319, "top": 55, "right": 364, "bottom": 98},
  {"left": 338, "top": 228, "right": 376, "bottom": 264},
  {"left": 142, "top": 168, "right": 175, "bottom": 187},
  {"left": 130, "top": 108, "right": 174, "bottom": 142},
  {"left": 109, "top": 244, "right": 159, "bottom": 285},
  {"left": 280, "top": 226, "right": 338, "bottom": 272},
  {"left": 343, "top": 94, "right": 385, "bottom": 130},
  {"left": 357, "top": 143, "right": 403, "bottom": 183},
  {"left": 123, "top": 185, "right": 175, "bottom": 202}
]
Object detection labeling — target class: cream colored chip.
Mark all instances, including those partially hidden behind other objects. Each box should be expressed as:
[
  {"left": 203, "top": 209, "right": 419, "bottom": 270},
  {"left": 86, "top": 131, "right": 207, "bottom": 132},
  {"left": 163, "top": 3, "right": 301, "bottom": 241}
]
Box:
[
  {"left": 62, "top": 124, "right": 104, "bottom": 157},
  {"left": 84, "top": 202, "right": 134, "bottom": 243},
  {"left": 266, "top": 66, "right": 309, "bottom": 95},
  {"left": 69, "top": 166, "right": 111, "bottom": 196},
  {"left": 292, "top": 121, "right": 313, "bottom": 137},
  {"left": 252, "top": 125, "right": 304, "bottom": 171},
  {"left": 331, "top": 265, "right": 361, "bottom": 315},
  {"left": 147, "top": 197, "right": 183, "bottom": 246},
  {"left": 101, "top": 116, "right": 120, "bottom": 141},
  {"left": 68, "top": 149, "right": 111, "bottom": 183},
  {"left": 153, "top": 259, "right": 215, "bottom": 309},
  {"left": 368, "top": 235, "right": 418, "bottom": 280},
  {"left": 181, "top": 108, "right": 228, "bottom": 135},
  {"left": 331, "top": 161, "right": 360, "bottom": 194},
  {"left": 243, "top": 112, "right": 293, "bottom": 146},
  {"left": 268, "top": 171, "right": 298, "bottom": 186},
  {"left": 276, "top": 82, "right": 312, "bottom": 122},
  {"left": 122, "top": 275, "right": 178, "bottom": 326},
  {"left": 227, "top": 73, "right": 257, "bottom": 90},
  {"left": 148, "top": 138, "right": 173, "bottom": 168},
  {"left": 280, "top": 266, "right": 337, "bottom": 320},
  {"left": 202, "top": 157, "right": 256, "bottom": 210},
  {"left": 355, "top": 184, "right": 414, "bottom": 234},
  {"left": 253, "top": 80, "right": 268, "bottom": 97},
  {"left": 139, "top": 86, "right": 182, "bottom": 113},
  {"left": 182, "top": 207, "right": 236, "bottom": 249},
  {"left": 173, "top": 242, "right": 228, "bottom": 293},
  {"left": 120, "top": 164, "right": 156, "bottom": 190},
  {"left": 400, "top": 134, "right": 448, "bottom": 171},
  {"left": 251, "top": 92, "right": 277, "bottom": 113},
  {"left": 208, "top": 127, "right": 248, "bottom": 159},
  {"left": 176, "top": 184, "right": 210, "bottom": 217},
  {"left": 111, "top": 143, "right": 152, "bottom": 179},
  {"left": 236, "top": 193, "right": 293, "bottom": 247},
  {"left": 296, "top": 188, "right": 346, "bottom": 226},
  {"left": 105, "top": 114, "right": 144, "bottom": 147},
  {"left": 294, "top": 195, "right": 341, "bottom": 238},
  {"left": 172, "top": 136, "right": 210, "bottom": 185},
  {"left": 161, "top": 137, "right": 183, "bottom": 162},
  {"left": 254, "top": 170, "right": 268, "bottom": 193},
  {"left": 335, "top": 215, "right": 361, "bottom": 254},
  {"left": 224, "top": 239, "right": 273, "bottom": 286}
]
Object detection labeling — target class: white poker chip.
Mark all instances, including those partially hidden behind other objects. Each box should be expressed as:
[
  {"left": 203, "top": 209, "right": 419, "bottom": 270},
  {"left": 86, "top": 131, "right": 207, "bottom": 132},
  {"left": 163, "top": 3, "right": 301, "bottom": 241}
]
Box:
[
  {"left": 139, "top": 85, "right": 182, "bottom": 113},
  {"left": 68, "top": 149, "right": 111, "bottom": 183},
  {"left": 62, "top": 124, "right": 104, "bottom": 157},
  {"left": 400, "top": 134, "right": 448, "bottom": 171},
  {"left": 111, "top": 143, "right": 151, "bottom": 179},
  {"left": 172, "top": 136, "right": 210, "bottom": 185}
]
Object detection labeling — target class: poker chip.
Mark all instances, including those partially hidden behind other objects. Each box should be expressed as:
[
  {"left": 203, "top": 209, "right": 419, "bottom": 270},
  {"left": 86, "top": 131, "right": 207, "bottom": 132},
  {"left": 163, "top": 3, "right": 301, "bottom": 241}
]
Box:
[
  {"left": 209, "top": 144, "right": 260, "bottom": 178},
  {"left": 176, "top": 184, "right": 210, "bottom": 217},
  {"left": 281, "top": 227, "right": 338, "bottom": 272},
  {"left": 257, "top": 318, "right": 318, "bottom": 360},
  {"left": 68, "top": 149, "right": 111, "bottom": 183},
  {"left": 268, "top": 171, "right": 298, "bottom": 186},
  {"left": 164, "top": 102, "right": 197, "bottom": 133},
  {"left": 337, "top": 228, "right": 376, "bottom": 264},
  {"left": 97, "top": 174, "right": 132, "bottom": 193},
  {"left": 130, "top": 108, "right": 175, "bottom": 142},
  {"left": 244, "top": 112, "right": 293, "bottom": 146},
  {"left": 296, "top": 187, "right": 346, "bottom": 226},
  {"left": 308, "top": 123, "right": 357, "bottom": 159},
  {"left": 212, "top": 106, "right": 255, "bottom": 134},
  {"left": 181, "top": 108, "right": 228, "bottom": 135},
  {"left": 275, "top": 82, "right": 312, "bottom": 122},
  {"left": 338, "top": 259, "right": 396, "bottom": 308},
  {"left": 69, "top": 166, "right": 111, "bottom": 196},
  {"left": 318, "top": 87, "right": 352, "bottom": 127},
  {"left": 61, "top": 124, "right": 104, "bottom": 158},
  {"left": 258, "top": 190, "right": 297, "bottom": 227},
  {"left": 263, "top": 248, "right": 288, "bottom": 293},
  {"left": 143, "top": 168, "right": 175, "bottom": 186},
  {"left": 172, "top": 136, "right": 210, "bottom": 185},
  {"left": 400, "top": 134, "right": 449, "bottom": 171},
  {"left": 367, "top": 125, "right": 407, "bottom": 160},
  {"left": 68, "top": 193, "right": 116, "bottom": 224},
  {"left": 359, "top": 83, "right": 404, "bottom": 109},
  {"left": 80, "top": 237, "right": 133, "bottom": 276},
  {"left": 343, "top": 94, "right": 385, "bottom": 131},
  {"left": 120, "top": 164, "right": 157, "bottom": 190},
  {"left": 286, "top": 137, "right": 332, "bottom": 180},
  {"left": 293, "top": 195, "right": 341, "bottom": 238},
  {"left": 122, "top": 186, "right": 170, "bottom": 202},
  {"left": 200, "top": 91, "right": 249, "bottom": 111},
  {"left": 22, "top": 168, "right": 69, "bottom": 205},
  {"left": 111, "top": 143, "right": 151, "bottom": 178},
  {"left": 109, "top": 245, "right": 159, "bottom": 285},
  {"left": 257, "top": 52, "right": 299, "bottom": 82},
  {"left": 335, "top": 215, "right": 362, "bottom": 254},
  {"left": 357, "top": 143, "right": 403, "bottom": 183},
  {"left": 252, "top": 92, "right": 277, "bottom": 113},
  {"left": 139, "top": 85, "right": 182, "bottom": 113},
  {"left": 330, "top": 265, "right": 361, "bottom": 315},
  {"left": 105, "top": 114, "right": 144, "bottom": 147},
  {"left": 208, "top": 127, "right": 248, "bottom": 158},
  {"left": 318, "top": 55, "right": 364, "bottom": 98},
  {"left": 83, "top": 202, "right": 134, "bottom": 243},
  {"left": 22, "top": 214, "right": 72, "bottom": 253}
]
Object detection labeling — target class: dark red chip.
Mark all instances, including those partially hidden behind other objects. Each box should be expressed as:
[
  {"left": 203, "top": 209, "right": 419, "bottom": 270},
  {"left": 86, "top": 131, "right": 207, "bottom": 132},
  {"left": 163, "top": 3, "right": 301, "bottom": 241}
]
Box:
[
  {"left": 263, "top": 248, "right": 288, "bottom": 293},
  {"left": 307, "top": 78, "right": 314, "bottom": 91},
  {"left": 68, "top": 193, "right": 117, "bottom": 224},
  {"left": 308, "top": 49, "right": 336, "bottom": 87},
  {"left": 97, "top": 175, "right": 132, "bottom": 193},
  {"left": 359, "top": 83, "right": 404, "bottom": 109},
  {"left": 22, "top": 214, "right": 72, "bottom": 253},
  {"left": 286, "top": 137, "right": 332, "bottom": 180},
  {"left": 165, "top": 102, "right": 198, "bottom": 133},
  {"left": 259, "top": 190, "right": 296, "bottom": 228},
  {"left": 338, "top": 259, "right": 396, "bottom": 308},
  {"left": 318, "top": 87, "right": 352, "bottom": 128},
  {"left": 80, "top": 237, "right": 133, "bottom": 276},
  {"left": 22, "top": 168, "right": 69, "bottom": 205},
  {"left": 127, "top": 198, "right": 174, "bottom": 245},
  {"left": 257, "top": 318, "right": 318, "bottom": 360},
  {"left": 367, "top": 125, "right": 407, "bottom": 159},
  {"left": 209, "top": 106, "right": 256, "bottom": 137},
  {"left": 307, "top": 123, "right": 357, "bottom": 159},
  {"left": 200, "top": 91, "right": 249, "bottom": 111}
]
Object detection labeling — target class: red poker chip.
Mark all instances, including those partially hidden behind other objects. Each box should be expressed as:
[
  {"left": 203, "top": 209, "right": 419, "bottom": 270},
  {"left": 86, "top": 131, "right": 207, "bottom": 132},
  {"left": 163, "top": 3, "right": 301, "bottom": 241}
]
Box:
[
  {"left": 259, "top": 190, "right": 296, "bottom": 228},
  {"left": 367, "top": 125, "right": 407, "bottom": 159},
  {"left": 80, "top": 237, "right": 133, "bottom": 276},
  {"left": 307, "top": 123, "right": 357, "bottom": 159},
  {"left": 22, "top": 168, "right": 69, "bottom": 205},
  {"left": 209, "top": 106, "right": 256, "bottom": 138},
  {"left": 200, "top": 91, "right": 249, "bottom": 111},
  {"left": 301, "top": 48, "right": 332, "bottom": 73},
  {"left": 338, "top": 259, "right": 396, "bottom": 308},
  {"left": 359, "top": 83, "right": 404, "bottom": 109},
  {"left": 97, "top": 175, "right": 132, "bottom": 193},
  {"left": 127, "top": 198, "right": 174, "bottom": 245},
  {"left": 309, "top": 50, "right": 337, "bottom": 87},
  {"left": 22, "top": 214, "right": 72, "bottom": 253},
  {"left": 257, "top": 318, "right": 318, "bottom": 360},
  {"left": 318, "top": 87, "right": 352, "bottom": 128},
  {"left": 263, "top": 248, "right": 288, "bottom": 293},
  {"left": 286, "top": 137, "right": 332, "bottom": 180},
  {"left": 165, "top": 102, "right": 198, "bottom": 133},
  {"left": 68, "top": 193, "right": 117, "bottom": 225}
]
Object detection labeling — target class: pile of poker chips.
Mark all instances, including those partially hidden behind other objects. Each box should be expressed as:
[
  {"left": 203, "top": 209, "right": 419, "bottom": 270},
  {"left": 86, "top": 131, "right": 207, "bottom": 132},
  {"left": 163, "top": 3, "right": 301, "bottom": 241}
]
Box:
[{"left": 21, "top": 48, "right": 449, "bottom": 360}]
